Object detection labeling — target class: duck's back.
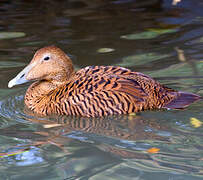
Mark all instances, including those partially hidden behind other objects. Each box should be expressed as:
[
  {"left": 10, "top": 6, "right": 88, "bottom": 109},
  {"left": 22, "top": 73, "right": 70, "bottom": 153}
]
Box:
[{"left": 47, "top": 66, "right": 183, "bottom": 117}]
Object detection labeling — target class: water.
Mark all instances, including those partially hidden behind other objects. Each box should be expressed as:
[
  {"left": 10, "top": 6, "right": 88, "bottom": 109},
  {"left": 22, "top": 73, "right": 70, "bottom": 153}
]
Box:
[{"left": 0, "top": 0, "right": 203, "bottom": 179}]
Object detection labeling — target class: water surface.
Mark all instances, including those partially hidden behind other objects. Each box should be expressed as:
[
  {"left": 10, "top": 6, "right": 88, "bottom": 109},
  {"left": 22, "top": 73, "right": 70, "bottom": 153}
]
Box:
[{"left": 0, "top": 0, "right": 203, "bottom": 179}]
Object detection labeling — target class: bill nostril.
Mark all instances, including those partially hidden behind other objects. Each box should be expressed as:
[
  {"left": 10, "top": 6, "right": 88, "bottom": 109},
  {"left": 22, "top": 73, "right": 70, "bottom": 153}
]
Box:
[{"left": 20, "top": 74, "right": 25, "bottom": 78}]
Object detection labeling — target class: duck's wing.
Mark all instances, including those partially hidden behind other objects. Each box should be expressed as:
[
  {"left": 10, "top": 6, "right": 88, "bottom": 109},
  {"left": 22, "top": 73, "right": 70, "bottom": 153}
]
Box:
[
  {"left": 71, "top": 66, "right": 150, "bottom": 101},
  {"left": 75, "top": 66, "right": 171, "bottom": 101},
  {"left": 51, "top": 66, "right": 161, "bottom": 117}
]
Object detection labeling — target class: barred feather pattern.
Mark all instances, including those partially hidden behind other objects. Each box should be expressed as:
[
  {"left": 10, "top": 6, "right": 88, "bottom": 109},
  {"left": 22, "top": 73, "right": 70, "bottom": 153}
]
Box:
[{"left": 25, "top": 66, "right": 177, "bottom": 117}]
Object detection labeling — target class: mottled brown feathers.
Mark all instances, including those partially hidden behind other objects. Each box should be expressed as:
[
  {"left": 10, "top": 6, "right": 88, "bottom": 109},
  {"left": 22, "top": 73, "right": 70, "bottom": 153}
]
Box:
[{"left": 9, "top": 46, "right": 201, "bottom": 117}]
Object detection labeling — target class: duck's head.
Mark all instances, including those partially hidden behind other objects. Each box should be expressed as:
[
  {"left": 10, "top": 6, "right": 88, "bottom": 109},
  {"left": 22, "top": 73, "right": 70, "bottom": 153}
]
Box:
[{"left": 8, "top": 46, "right": 74, "bottom": 88}]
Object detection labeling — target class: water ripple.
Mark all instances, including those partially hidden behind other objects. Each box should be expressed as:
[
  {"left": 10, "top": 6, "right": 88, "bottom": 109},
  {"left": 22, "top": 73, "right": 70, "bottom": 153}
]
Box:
[{"left": 0, "top": 88, "right": 33, "bottom": 127}]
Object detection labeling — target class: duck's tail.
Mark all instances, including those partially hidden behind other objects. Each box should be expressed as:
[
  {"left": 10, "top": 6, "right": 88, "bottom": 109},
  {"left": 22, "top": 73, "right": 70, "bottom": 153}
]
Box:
[{"left": 163, "top": 91, "right": 201, "bottom": 109}]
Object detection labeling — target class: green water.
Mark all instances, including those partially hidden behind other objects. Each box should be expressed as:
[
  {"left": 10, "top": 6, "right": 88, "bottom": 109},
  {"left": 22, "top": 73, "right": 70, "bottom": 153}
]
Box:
[{"left": 0, "top": 0, "right": 203, "bottom": 179}]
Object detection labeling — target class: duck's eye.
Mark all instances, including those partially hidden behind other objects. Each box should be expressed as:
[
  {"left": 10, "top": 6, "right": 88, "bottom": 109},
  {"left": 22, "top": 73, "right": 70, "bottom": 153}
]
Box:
[{"left": 43, "top": 56, "right": 50, "bottom": 61}]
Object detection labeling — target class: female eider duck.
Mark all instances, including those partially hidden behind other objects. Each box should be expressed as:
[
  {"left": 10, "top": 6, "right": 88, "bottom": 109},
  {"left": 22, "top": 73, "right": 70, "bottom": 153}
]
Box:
[{"left": 8, "top": 46, "right": 200, "bottom": 117}]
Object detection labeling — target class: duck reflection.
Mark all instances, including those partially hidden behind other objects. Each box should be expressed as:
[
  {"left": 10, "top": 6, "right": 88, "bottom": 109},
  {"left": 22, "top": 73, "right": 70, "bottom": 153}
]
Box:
[
  {"left": 6, "top": 111, "right": 170, "bottom": 155},
  {"left": 1, "top": 110, "right": 202, "bottom": 174}
]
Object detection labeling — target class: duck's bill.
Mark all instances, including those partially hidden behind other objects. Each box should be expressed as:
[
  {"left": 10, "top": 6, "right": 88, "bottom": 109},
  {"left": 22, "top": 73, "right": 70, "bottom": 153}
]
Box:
[
  {"left": 8, "top": 74, "right": 29, "bottom": 88},
  {"left": 8, "top": 63, "right": 33, "bottom": 88}
]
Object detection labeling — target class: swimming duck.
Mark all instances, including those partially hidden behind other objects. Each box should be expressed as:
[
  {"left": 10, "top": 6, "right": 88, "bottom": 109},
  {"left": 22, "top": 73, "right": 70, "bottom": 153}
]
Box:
[{"left": 8, "top": 46, "right": 200, "bottom": 117}]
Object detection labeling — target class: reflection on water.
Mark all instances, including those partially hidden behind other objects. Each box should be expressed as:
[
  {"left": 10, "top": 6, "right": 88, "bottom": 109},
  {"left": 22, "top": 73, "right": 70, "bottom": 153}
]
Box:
[{"left": 0, "top": 0, "right": 203, "bottom": 179}]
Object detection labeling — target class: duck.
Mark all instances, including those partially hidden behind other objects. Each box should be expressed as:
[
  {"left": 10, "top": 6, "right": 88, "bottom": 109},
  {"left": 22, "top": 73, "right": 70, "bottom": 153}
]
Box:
[{"left": 8, "top": 46, "right": 201, "bottom": 117}]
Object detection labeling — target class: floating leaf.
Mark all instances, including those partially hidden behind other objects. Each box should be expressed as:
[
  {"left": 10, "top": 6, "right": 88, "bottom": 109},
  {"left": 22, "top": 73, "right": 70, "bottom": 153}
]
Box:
[
  {"left": 121, "top": 31, "right": 158, "bottom": 40},
  {"left": 146, "top": 147, "right": 160, "bottom": 154},
  {"left": 97, "top": 48, "right": 115, "bottom": 53},
  {"left": 0, "top": 61, "right": 26, "bottom": 68},
  {"left": 121, "top": 28, "right": 177, "bottom": 40},
  {"left": 116, "top": 53, "right": 170, "bottom": 67},
  {"left": 22, "top": 41, "right": 43, "bottom": 46},
  {"left": 147, "top": 28, "right": 177, "bottom": 35},
  {"left": 190, "top": 117, "right": 202, "bottom": 128},
  {"left": 148, "top": 61, "right": 203, "bottom": 77},
  {"left": 0, "top": 32, "right": 26, "bottom": 40}
]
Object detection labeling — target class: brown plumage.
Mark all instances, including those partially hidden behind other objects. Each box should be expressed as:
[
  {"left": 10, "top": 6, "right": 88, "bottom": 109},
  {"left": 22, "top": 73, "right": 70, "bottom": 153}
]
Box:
[{"left": 8, "top": 46, "right": 201, "bottom": 117}]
